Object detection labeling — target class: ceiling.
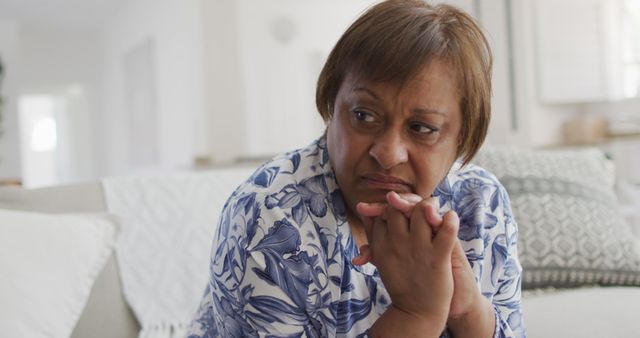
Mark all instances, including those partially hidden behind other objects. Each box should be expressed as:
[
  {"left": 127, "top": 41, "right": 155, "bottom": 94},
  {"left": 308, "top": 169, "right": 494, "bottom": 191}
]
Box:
[{"left": 0, "top": 0, "right": 129, "bottom": 30}]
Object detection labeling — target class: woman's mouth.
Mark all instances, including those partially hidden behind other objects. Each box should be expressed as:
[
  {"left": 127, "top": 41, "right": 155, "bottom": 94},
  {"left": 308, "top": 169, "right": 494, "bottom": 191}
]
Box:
[{"left": 361, "top": 173, "right": 413, "bottom": 192}]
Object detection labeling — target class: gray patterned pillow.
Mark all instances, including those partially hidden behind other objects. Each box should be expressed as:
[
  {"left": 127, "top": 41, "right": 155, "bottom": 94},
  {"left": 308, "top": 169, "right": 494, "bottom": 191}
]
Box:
[{"left": 474, "top": 147, "right": 640, "bottom": 289}]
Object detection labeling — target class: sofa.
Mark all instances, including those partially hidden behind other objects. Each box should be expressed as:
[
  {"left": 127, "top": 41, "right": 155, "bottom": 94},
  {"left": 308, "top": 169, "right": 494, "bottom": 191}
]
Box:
[{"left": 1, "top": 146, "right": 640, "bottom": 338}]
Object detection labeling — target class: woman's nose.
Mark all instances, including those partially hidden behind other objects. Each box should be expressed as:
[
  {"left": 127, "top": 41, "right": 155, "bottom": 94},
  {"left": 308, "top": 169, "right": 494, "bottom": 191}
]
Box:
[{"left": 368, "top": 130, "right": 409, "bottom": 170}]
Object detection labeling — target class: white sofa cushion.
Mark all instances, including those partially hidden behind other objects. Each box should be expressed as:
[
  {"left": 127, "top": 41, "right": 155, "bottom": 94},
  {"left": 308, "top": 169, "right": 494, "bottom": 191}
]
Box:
[{"left": 0, "top": 209, "right": 119, "bottom": 338}]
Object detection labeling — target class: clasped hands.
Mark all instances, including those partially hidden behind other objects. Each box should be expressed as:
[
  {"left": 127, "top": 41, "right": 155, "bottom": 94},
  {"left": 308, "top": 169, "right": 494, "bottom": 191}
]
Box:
[{"left": 352, "top": 191, "right": 491, "bottom": 334}]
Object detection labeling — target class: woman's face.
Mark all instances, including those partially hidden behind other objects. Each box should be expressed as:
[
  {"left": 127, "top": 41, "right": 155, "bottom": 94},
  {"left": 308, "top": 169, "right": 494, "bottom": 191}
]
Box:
[{"left": 327, "top": 60, "right": 462, "bottom": 217}]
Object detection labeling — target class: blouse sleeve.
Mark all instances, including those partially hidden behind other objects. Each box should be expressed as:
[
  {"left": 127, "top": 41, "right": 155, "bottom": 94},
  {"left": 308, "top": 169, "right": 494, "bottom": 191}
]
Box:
[
  {"left": 188, "top": 189, "right": 323, "bottom": 338},
  {"left": 491, "top": 184, "right": 526, "bottom": 338}
]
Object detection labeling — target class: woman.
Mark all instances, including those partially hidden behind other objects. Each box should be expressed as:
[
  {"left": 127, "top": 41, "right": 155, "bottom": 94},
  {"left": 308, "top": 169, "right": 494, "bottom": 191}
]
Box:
[{"left": 189, "top": 1, "right": 524, "bottom": 337}]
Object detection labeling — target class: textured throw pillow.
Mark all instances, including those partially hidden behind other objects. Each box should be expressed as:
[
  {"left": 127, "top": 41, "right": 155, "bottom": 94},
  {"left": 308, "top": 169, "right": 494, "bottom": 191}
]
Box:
[
  {"left": 475, "top": 147, "right": 640, "bottom": 289},
  {"left": 0, "top": 210, "right": 119, "bottom": 338}
]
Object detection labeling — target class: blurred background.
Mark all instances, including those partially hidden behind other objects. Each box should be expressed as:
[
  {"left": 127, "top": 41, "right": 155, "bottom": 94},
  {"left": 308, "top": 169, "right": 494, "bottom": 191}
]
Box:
[{"left": 0, "top": 0, "right": 638, "bottom": 188}]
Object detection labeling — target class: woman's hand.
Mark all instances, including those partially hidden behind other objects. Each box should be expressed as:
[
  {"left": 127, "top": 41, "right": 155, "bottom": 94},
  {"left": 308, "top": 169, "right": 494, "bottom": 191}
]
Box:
[
  {"left": 358, "top": 192, "right": 459, "bottom": 335},
  {"left": 355, "top": 192, "right": 495, "bottom": 335},
  {"left": 352, "top": 192, "right": 426, "bottom": 266}
]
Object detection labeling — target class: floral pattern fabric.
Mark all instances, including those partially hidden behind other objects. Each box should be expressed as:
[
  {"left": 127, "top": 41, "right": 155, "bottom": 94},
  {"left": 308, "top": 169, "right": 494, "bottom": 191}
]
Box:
[{"left": 188, "top": 137, "right": 525, "bottom": 338}]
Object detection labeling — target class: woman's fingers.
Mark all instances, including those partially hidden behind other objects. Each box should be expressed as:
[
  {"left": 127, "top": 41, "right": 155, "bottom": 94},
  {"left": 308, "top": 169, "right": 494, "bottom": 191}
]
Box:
[
  {"left": 370, "top": 215, "right": 388, "bottom": 258},
  {"left": 423, "top": 198, "right": 442, "bottom": 230},
  {"left": 384, "top": 196, "right": 410, "bottom": 243},
  {"left": 450, "top": 236, "right": 470, "bottom": 270},
  {"left": 352, "top": 244, "right": 372, "bottom": 266},
  {"left": 396, "top": 192, "right": 423, "bottom": 204},
  {"left": 410, "top": 202, "right": 435, "bottom": 246},
  {"left": 387, "top": 192, "right": 442, "bottom": 229},
  {"left": 387, "top": 191, "right": 421, "bottom": 218},
  {"left": 356, "top": 202, "right": 385, "bottom": 250},
  {"left": 355, "top": 194, "right": 447, "bottom": 267},
  {"left": 433, "top": 210, "right": 460, "bottom": 260},
  {"left": 357, "top": 202, "right": 386, "bottom": 218},
  {"left": 358, "top": 193, "right": 437, "bottom": 222}
]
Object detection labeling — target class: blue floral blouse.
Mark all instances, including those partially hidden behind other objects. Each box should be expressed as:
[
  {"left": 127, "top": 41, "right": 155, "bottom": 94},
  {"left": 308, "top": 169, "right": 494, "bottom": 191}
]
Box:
[{"left": 188, "top": 137, "right": 525, "bottom": 338}]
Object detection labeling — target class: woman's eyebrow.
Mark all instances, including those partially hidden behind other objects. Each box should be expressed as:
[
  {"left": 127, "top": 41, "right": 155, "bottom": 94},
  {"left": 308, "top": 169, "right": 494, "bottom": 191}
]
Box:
[
  {"left": 414, "top": 107, "right": 446, "bottom": 117},
  {"left": 351, "top": 86, "right": 446, "bottom": 116},
  {"left": 352, "top": 86, "right": 381, "bottom": 101}
]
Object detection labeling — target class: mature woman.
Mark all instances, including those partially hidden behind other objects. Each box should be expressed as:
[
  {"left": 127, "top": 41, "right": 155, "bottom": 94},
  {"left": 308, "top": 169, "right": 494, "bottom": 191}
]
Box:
[{"left": 189, "top": 1, "right": 524, "bottom": 337}]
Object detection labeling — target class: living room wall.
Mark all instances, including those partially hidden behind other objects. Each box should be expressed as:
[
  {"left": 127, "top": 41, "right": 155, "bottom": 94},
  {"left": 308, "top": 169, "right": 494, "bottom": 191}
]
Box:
[
  {"left": 97, "top": 0, "right": 206, "bottom": 176},
  {"left": 97, "top": 0, "right": 388, "bottom": 169},
  {"left": 0, "top": 23, "right": 102, "bottom": 186},
  {"left": 19, "top": 26, "right": 100, "bottom": 184},
  {"left": 231, "top": 0, "right": 379, "bottom": 159},
  {"left": 2, "top": 0, "right": 628, "bottom": 185},
  {"left": 510, "top": 0, "right": 583, "bottom": 146}
]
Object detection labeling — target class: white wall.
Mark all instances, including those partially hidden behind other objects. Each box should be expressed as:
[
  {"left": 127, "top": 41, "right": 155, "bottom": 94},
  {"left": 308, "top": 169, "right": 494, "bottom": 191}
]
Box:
[
  {"left": 18, "top": 26, "right": 100, "bottom": 184},
  {"left": 476, "top": 0, "right": 519, "bottom": 145},
  {"left": 90, "top": 0, "right": 640, "bottom": 178},
  {"left": 0, "top": 20, "right": 21, "bottom": 181},
  {"left": 200, "top": 0, "right": 246, "bottom": 164},
  {"left": 235, "top": 0, "right": 379, "bottom": 159},
  {"left": 510, "top": 0, "right": 583, "bottom": 146},
  {"left": 99, "top": 0, "right": 535, "bottom": 170},
  {"left": 18, "top": 26, "right": 98, "bottom": 93},
  {"left": 98, "top": 0, "right": 206, "bottom": 175},
  {"left": 215, "top": 0, "right": 522, "bottom": 161},
  {"left": 0, "top": 22, "right": 101, "bottom": 185},
  {"left": 222, "top": 0, "right": 583, "bottom": 158},
  {"left": 584, "top": 96, "right": 640, "bottom": 119},
  {"left": 438, "top": 0, "right": 585, "bottom": 148},
  {"left": 4, "top": 0, "right": 631, "bottom": 185}
]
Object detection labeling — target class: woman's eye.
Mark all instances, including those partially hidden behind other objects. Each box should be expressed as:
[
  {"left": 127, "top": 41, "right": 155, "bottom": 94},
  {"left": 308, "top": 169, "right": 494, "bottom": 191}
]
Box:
[
  {"left": 410, "top": 123, "right": 439, "bottom": 135},
  {"left": 353, "top": 110, "right": 375, "bottom": 122}
]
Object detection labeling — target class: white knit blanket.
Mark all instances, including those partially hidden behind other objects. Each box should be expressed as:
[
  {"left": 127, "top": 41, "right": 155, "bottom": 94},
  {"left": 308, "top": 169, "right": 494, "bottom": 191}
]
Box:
[{"left": 102, "top": 168, "right": 256, "bottom": 338}]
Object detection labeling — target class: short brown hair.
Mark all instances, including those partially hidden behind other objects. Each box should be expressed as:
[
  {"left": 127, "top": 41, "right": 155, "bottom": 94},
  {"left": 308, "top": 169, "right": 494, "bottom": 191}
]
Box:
[{"left": 316, "top": 0, "right": 492, "bottom": 164}]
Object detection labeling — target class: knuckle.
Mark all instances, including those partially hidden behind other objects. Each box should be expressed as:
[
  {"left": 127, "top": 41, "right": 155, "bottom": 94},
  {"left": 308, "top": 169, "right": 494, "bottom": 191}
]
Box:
[
  {"left": 417, "top": 197, "right": 438, "bottom": 212},
  {"left": 417, "top": 199, "right": 433, "bottom": 208},
  {"left": 444, "top": 211, "right": 460, "bottom": 226},
  {"left": 428, "top": 196, "right": 440, "bottom": 208},
  {"left": 412, "top": 200, "right": 430, "bottom": 217}
]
